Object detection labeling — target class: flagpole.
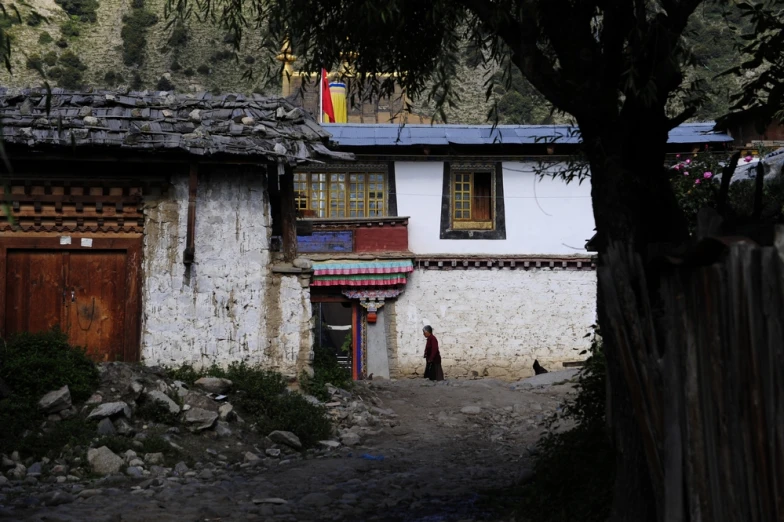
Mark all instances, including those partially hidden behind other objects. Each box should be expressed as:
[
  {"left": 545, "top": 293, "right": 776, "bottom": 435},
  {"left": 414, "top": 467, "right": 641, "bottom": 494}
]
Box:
[{"left": 319, "top": 70, "right": 323, "bottom": 124}]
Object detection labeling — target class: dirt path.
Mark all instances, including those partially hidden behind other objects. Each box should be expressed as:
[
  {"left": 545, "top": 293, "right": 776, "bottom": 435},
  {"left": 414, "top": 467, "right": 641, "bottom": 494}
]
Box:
[{"left": 2, "top": 375, "right": 576, "bottom": 522}]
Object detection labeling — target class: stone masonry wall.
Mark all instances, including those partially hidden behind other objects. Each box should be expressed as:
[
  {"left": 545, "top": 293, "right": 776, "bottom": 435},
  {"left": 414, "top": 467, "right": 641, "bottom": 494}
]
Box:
[
  {"left": 141, "top": 170, "right": 308, "bottom": 375},
  {"left": 392, "top": 268, "right": 596, "bottom": 380}
]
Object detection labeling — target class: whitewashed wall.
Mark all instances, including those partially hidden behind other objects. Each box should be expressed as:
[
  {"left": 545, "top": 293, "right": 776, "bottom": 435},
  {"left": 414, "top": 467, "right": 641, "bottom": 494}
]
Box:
[
  {"left": 140, "top": 172, "right": 306, "bottom": 375},
  {"left": 393, "top": 268, "right": 596, "bottom": 379},
  {"left": 395, "top": 161, "right": 595, "bottom": 256}
]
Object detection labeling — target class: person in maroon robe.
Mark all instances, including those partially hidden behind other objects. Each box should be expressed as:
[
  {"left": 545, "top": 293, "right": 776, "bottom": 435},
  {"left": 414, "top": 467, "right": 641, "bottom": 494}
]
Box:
[{"left": 422, "top": 325, "right": 444, "bottom": 381}]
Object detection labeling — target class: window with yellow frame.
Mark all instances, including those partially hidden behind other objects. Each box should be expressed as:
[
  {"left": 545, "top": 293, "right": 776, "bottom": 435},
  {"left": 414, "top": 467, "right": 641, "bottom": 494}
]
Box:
[
  {"left": 294, "top": 169, "right": 387, "bottom": 218},
  {"left": 451, "top": 167, "right": 494, "bottom": 230}
]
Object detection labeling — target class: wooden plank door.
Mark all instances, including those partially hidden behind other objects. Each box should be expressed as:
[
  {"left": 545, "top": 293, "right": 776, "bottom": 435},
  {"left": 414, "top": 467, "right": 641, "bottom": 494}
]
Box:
[
  {"left": 4, "top": 250, "right": 66, "bottom": 335},
  {"left": 64, "top": 251, "right": 128, "bottom": 362}
]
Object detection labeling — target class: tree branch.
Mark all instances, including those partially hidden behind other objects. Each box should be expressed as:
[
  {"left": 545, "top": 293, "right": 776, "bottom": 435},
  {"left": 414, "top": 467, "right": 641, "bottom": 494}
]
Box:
[
  {"left": 666, "top": 106, "right": 697, "bottom": 130},
  {"left": 717, "top": 151, "right": 740, "bottom": 217},
  {"left": 456, "top": 0, "right": 578, "bottom": 115}
]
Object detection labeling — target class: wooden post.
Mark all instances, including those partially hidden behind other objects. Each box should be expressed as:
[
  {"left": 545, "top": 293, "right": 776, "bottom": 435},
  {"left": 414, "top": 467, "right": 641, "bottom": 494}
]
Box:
[
  {"left": 183, "top": 162, "right": 198, "bottom": 265},
  {"left": 753, "top": 160, "right": 765, "bottom": 221},
  {"left": 279, "top": 164, "right": 297, "bottom": 262}
]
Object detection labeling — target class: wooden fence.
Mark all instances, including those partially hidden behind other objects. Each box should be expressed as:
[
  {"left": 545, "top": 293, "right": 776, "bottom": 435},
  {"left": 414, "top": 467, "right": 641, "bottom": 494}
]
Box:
[{"left": 600, "top": 230, "right": 784, "bottom": 522}]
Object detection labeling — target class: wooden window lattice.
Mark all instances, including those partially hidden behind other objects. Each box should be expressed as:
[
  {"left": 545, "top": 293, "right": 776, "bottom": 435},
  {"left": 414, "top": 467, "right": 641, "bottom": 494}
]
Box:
[{"left": 295, "top": 170, "right": 386, "bottom": 218}]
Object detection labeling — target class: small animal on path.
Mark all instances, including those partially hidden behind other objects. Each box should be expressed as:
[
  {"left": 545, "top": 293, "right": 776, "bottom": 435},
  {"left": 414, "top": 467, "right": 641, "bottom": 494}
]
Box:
[{"left": 533, "top": 360, "right": 548, "bottom": 375}]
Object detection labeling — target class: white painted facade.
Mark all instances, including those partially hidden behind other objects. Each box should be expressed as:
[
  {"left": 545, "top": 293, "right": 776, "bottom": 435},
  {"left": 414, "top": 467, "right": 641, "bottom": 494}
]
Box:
[
  {"left": 395, "top": 161, "right": 595, "bottom": 256},
  {"left": 134, "top": 157, "right": 596, "bottom": 380},
  {"left": 140, "top": 172, "right": 310, "bottom": 375},
  {"left": 392, "top": 268, "right": 596, "bottom": 379}
]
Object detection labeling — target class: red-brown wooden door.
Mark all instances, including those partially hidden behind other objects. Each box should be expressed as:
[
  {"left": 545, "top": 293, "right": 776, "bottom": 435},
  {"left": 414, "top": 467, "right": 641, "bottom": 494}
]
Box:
[{"left": 4, "top": 249, "right": 129, "bottom": 361}]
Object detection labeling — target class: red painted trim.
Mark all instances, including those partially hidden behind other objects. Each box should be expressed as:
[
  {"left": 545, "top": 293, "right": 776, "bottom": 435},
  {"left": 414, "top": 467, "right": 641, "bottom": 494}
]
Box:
[{"left": 351, "top": 304, "right": 358, "bottom": 380}]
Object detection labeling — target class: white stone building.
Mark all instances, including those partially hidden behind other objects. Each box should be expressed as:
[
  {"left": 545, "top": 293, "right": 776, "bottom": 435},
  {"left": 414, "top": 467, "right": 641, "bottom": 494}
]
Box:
[
  {"left": 0, "top": 89, "right": 733, "bottom": 380},
  {"left": 293, "top": 123, "right": 733, "bottom": 380}
]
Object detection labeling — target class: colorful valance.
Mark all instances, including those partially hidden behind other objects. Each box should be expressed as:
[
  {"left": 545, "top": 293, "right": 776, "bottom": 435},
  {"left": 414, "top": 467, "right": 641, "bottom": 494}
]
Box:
[{"left": 312, "top": 259, "right": 413, "bottom": 287}]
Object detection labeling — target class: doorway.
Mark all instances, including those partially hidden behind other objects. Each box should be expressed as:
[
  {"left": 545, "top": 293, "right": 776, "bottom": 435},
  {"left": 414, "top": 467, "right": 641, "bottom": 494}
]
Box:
[
  {"left": 0, "top": 237, "right": 142, "bottom": 361},
  {"left": 311, "top": 296, "right": 364, "bottom": 380}
]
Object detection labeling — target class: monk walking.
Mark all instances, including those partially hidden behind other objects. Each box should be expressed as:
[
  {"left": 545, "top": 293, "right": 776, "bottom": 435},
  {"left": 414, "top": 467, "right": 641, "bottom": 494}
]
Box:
[{"left": 422, "top": 325, "right": 444, "bottom": 381}]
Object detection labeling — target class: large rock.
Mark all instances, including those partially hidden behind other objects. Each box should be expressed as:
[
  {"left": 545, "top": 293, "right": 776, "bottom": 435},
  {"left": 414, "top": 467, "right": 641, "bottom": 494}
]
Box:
[
  {"left": 87, "top": 447, "right": 123, "bottom": 476},
  {"left": 218, "top": 403, "right": 235, "bottom": 421},
  {"left": 184, "top": 407, "right": 218, "bottom": 431},
  {"left": 97, "top": 418, "right": 116, "bottom": 436},
  {"left": 183, "top": 391, "right": 219, "bottom": 413},
  {"left": 38, "top": 385, "right": 72, "bottom": 413},
  {"left": 194, "top": 377, "right": 233, "bottom": 394},
  {"left": 144, "top": 391, "right": 181, "bottom": 414},
  {"left": 268, "top": 430, "right": 302, "bottom": 450},
  {"left": 87, "top": 401, "right": 131, "bottom": 420}
]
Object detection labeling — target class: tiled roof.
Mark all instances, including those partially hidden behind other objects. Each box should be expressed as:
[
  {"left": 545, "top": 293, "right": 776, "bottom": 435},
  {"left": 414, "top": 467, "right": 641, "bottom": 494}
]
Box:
[
  {"left": 0, "top": 88, "right": 352, "bottom": 162},
  {"left": 323, "top": 122, "right": 732, "bottom": 146}
]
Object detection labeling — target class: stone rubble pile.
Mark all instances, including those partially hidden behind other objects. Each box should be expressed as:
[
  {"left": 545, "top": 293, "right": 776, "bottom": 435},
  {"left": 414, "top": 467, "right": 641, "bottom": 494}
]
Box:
[
  {"left": 321, "top": 383, "right": 400, "bottom": 448},
  {"left": 1, "top": 363, "right": 386, "bottom": 495}
]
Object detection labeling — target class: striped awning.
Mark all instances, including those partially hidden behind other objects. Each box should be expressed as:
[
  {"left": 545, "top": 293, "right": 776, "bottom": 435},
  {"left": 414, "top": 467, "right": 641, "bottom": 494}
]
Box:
[{"left": 312, "top": 260, "right": 414, "bottom": 287}]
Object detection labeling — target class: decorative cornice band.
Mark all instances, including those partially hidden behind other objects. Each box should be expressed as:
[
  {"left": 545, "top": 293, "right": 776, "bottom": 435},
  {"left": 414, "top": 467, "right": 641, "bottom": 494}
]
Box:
[{"left": 414, "top": 256, "right": 595, "bottom": 271}]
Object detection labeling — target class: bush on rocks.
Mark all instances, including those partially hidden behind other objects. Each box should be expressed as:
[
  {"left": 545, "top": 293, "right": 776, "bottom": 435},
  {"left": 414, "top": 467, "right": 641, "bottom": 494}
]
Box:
[
  {"left": 0, "top": 328, "right": 99, "bottom": 459},
  {"left": 168, "top": 362, "right": 331, "bottom": 449}
]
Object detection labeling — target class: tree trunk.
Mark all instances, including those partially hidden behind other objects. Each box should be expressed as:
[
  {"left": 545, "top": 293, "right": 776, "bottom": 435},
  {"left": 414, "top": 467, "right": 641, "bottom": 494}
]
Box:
[
  {"left": 279, "top": 165, "right": 298, "bottom": 262},
  {"left": 579, "top": 105, "right": 690, "bottom": 522}
]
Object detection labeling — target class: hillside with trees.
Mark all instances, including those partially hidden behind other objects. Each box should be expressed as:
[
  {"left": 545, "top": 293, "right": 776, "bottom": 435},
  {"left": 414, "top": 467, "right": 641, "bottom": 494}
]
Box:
[{"left": 0, "top": 1, "right": 750, "bottom": 124}]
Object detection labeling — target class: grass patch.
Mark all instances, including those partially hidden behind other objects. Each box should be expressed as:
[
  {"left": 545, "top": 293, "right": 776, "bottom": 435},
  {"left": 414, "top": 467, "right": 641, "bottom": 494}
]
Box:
[
  {"left": 300, "top": 345, "right": 352, "bottom": 402},
  {"left": 515, "top": 330, "right": 614, "bottom": 522},
  {"left": 0, "top": 329, "right": 99, "bottom": 460},
  {"left": 168, "top": 362, "right": 332, "bottom": 448}
]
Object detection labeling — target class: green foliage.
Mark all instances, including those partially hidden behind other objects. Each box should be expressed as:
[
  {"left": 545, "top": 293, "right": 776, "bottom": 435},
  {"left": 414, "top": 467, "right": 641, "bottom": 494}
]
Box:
[
  {"left": 726, "top": 2, "right": 784, "bottom": 123},
  {"left": 135, "top": 398, "right": 179, "bottom": 424},
  {"left": 38, "top": 32, "right": 54, "bottom": 45},
  {"left": 26, "top": 12, "right": 44, "bottom": 27},
  {"left": 15, "top": 418, "right": 95, "bottom": 460},
  {"left": 184, "top": 67, "right": 194, "bottom": 77},
  {"left": 58, "top": 50, "right": 84, "bottom": 70},
  {"left": 0, "top": 329, "right": 100, "bottom": 459},
  {"left": 43, "top": 51, "right": 58, "bottom": 66},
  {"left": 167, "top": 22, "right": 188, "bottom": 47},
  {"left": 668, "top": 152, "right": 724, "bottom": 233},
  {"left": 104, "top": 70, "right": 123, "bottom": 86},
  {"left": 244, "top": 56, "right": 255, "bottom": 65},
  {"left": 167, "top": 362, "right": 332, "bottom": 448},
  {"left": 300, "top": 345, "right": 352, "bottom": 402},
  {"left": 95, "top": 434, "right": 179, "bottom": 460},
  {"left": 170, "top": 59, "right": 182, "bottom": 72},
  {"left": 130, "top": 72, "right": 144, "bottom": 90},
  {"left": 55, "top": 38, "right": 68, "bottom": 48},
  {"left": 210, "top": 50, "right": 234, "bottom": 62},
  {"left": 0, "top": 328, "right": 99, "bottom": 402},
  {"left": 61, "top": 19, "right": 80, "bottom": 38},
  {"left": 55, "top": 0, "right": 99, "bottom": 23},
  {"left": 196, "top": 64, "right": 210, "bottom": 75},
  {"left": 55, "top": 50, "right": 86, "bottom": 89},
  {"left": 26, "top": 53, "right": 43, "bottom": 71},
  {"left": 156, "top": 76, "right": 175, "bottom": 91},
  {"left": 121, "top": 4, "right": 158, "bottom": 67},
  {"left": 517, "top": 331, "right": 614, "bottom": 522}
]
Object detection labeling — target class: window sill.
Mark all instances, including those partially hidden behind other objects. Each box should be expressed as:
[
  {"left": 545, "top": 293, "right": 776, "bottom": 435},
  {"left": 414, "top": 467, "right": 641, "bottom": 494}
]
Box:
[{"left": 451, "top": 220, "right": 494, "bottom": 231}]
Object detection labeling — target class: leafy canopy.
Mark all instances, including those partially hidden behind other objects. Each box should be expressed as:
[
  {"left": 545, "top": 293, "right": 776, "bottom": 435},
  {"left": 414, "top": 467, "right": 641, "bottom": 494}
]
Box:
[{"left": 165, "top": 0, "right": 731, "bottom": 128}]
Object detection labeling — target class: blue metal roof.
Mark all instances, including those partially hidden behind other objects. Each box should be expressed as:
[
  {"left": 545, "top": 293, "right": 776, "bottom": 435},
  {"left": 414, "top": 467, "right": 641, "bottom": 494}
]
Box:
[{"left": 323, "top": 122, "right": 731, "bottom": 147}]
